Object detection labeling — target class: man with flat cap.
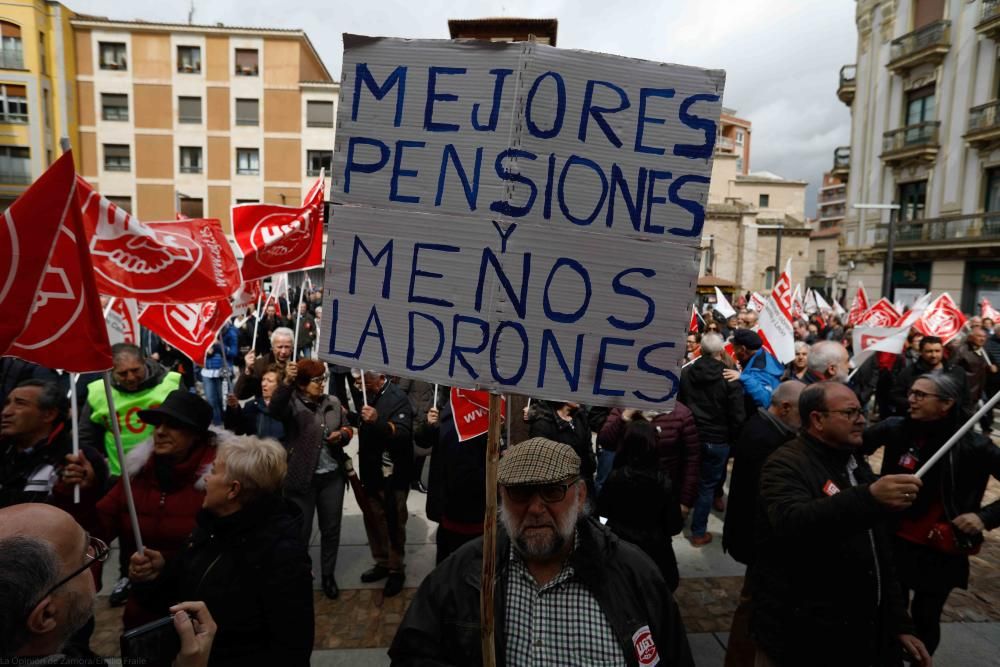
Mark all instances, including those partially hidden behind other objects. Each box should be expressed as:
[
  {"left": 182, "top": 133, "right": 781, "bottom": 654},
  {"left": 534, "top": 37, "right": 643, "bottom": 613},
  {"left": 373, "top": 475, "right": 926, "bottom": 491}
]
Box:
[
  {"left": 728, "top": 328, "right": 783, "bottom": 414},
  {"left": 390, "top": 437, "right": 694, "bottom": 666}
]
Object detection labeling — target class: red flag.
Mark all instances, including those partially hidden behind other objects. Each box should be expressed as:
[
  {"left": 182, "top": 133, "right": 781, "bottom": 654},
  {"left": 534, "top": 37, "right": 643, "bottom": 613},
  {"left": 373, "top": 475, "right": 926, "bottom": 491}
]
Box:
[
  {"left": 858, "top": 298, "right": 901, "bottom": 328},
  {"left": 232, "top": 279, "right": 263, "bottom": 319},
  {"left": 913, "top": 293, "right": 967, "bottom": 344},
  {"left": 139, "top": 300, "right": 234, "bottom": 365},
  {"left": 6, "top": 159, "right": 113, "bottom": 372},
  {"left": 791, "top": 285, "right": 804, "bottom": 321},
  {"left": 688, "top": 306, "right": 699, "bottom": 333},
  {"left": 233, "top": 173, "right": 325, "bottom": 281},
  {"left": 847, "top": 282, "right": 870, "bottom": 325},
  {"left": 0, "top": 153, "right": 70, "bottom": 355},
  {"left": 758, "top": 260, "right": 796, "bottom": 363},
  {"left": 450, "top": 387, "right": 506, "bottom": 442},
  {"left": 982, "top": 297, "right": 1000, "bottom": 322},
  {"left": 77, "top": 177, "right": 241, "bottom": 303},
  {"left": 106, "top": 297, "right": 140, "bottom": 345}
]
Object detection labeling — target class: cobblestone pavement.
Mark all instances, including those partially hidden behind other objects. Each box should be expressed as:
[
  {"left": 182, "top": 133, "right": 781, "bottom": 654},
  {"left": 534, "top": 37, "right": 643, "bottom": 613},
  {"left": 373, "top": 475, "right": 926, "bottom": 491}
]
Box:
[{"left": 91, "top": 449, "right": 1000, "bottom": 656}]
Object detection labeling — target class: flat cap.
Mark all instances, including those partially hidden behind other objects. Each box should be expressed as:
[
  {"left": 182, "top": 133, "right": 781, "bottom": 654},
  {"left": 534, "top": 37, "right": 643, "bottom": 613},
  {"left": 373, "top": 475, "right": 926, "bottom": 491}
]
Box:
[
  {"left": 732, "top": 328, "right": 763, "bottom": 350},
  {"left": 498, "top": 437, "right": 580, "bottom": 486}
]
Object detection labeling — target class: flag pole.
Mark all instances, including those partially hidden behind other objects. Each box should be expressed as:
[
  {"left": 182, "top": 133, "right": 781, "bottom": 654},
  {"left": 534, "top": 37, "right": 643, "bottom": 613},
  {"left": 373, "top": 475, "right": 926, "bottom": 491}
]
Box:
[
  {"left": 102, "top": 297, "right": 116, "bottom": 319},
  {"left": 251, "top": 292, "right": 268, "bottom": 355},
  {"left": 359, "top": 369, "right": 368, "bottom": 406},
  {"left": 915, "top": 390, "right": 1000, "bottom": 479},
  {"left": 69, "top": 374, "right": 80, "bottom": 504},
  {"left": 103, "top": 372, "right": 144, "bottom": 554},
  {"left": 292, "top": 279, "right": 306, "bottom": 362},
  {"left": 480, "top": 392, "right": 502, "bottom": 667}
]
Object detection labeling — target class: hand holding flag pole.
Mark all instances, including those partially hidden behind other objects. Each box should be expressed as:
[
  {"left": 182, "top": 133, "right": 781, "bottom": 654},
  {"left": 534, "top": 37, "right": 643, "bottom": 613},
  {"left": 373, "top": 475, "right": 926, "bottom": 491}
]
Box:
[
  {"left": 915, "top": 390, "right": 1000, "bottom": 479},
  {"left": 292, "top": 281, "right": 306, "bottom": 362},
  {"left": 103, "top": 373, "right": 144, "bottom": 553}
]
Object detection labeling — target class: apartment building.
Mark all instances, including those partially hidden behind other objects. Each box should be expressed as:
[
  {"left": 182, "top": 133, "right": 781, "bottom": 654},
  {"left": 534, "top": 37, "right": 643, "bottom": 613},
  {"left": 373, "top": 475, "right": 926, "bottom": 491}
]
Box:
[
  {"left": 448, "top": 17, "right": 557, "bottom": 45},
  {"left": 838, "top": 0, "right": 1000, "bottom": 311},
  {"left": 809, "top": 171, "right": 846, "bottom": 300},
  {"left": 71, "top": 15, "right": 338, "bottom": 235},
  {"left": 0, "top": 0, "right": 77, "bottom": 209},
  {"left": 716, "top": 108, "right": 752, "bottom": 175}
]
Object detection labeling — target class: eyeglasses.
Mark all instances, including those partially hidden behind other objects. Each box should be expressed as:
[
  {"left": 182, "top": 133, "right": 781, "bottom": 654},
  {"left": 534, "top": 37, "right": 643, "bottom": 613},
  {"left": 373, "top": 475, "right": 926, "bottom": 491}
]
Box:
[
  {"left": 33, "top": 536, "right": 109, "bottom": 608},
  {"left": 505, "top": 479, "right": 578, "bottom": 504},
  {"left": 821, "top": 407, "right": 864, "bottom": 421},
  {"left": 309, "top": 375, "right": 329, "bottom": 385},
  {"left": 907, "top": 389, "right": 941, "bottom": 401}
]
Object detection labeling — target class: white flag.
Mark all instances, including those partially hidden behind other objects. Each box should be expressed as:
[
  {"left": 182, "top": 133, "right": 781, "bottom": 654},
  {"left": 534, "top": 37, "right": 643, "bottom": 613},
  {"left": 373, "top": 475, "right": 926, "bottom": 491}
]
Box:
[
  {"left": 816, "top": 291, "right": 833, "bottom": 314},
  {"left": 758, "top": 259, "right": 796, "bottom": 363},
  {"left": 851, "top": 325, "right": 909, "bottom": 367},
  {"left": 804, "top": 288, "right": 819, "bottom": 315},
  {"left": 714, "top": 286, "right": 736, "bottom": 319}
]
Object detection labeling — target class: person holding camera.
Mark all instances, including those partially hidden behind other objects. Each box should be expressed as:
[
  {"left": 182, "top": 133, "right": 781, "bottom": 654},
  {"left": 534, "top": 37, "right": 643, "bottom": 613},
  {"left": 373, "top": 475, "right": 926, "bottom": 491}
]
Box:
[
  {"left": 865, "top": 372, "right": 1000, "bottom": 657},
  {"left": 268, "top": 358, "right": 352, "bottom": 600}
]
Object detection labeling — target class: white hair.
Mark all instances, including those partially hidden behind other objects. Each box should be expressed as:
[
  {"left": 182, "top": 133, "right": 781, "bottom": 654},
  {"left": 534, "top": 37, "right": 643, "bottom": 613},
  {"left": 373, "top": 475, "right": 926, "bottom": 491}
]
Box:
[
  {"left": 807, "top": 340, "right": 847, "bottom": 374},
  {"left": 270, "top": 327, "right": 294, "bottom": 344},
  {"left": 701, "top": 332, "right": 725, "bottom": 356},
  {"left": 794, "top": 341, "right": 809, "bottom": 354}
]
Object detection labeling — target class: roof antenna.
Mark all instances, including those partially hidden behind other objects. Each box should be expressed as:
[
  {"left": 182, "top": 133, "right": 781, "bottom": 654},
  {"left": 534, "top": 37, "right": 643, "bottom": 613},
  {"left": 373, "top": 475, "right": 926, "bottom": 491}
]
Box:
[{"left": 188, "top": 0, "right": 195, "bottom": 25}]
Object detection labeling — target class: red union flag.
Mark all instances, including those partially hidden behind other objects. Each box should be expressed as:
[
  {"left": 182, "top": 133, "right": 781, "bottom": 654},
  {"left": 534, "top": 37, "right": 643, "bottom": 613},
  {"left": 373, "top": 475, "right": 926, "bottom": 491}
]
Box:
[
  {"left": 233, "top": 172, "right": 325, "bottom": 281},
  {"left": 77, "top": 177, "right": 241, "bottom": 303},
  {"left": 758, "top": 260, "right": 795, "bottom": 363},
  {"left": 6, "top": 162, "right": 113, "bottom": 372},
  {"left": 982, "top": 297, "right": 1000, "bottom": 322},
  {"left": 139, "top": 300, "right": 234, "bottom": 365},
  {"left": 914, "top": 293, "right": 967, "bottom": 344},
  {"left": 451, "top": 387, "right": 506, "bottom": 442},
  {"left": 0, "top": 152, "right": 70, "bottom": 355},
  {"left": 688, "top": 305, "right": 699, "bottom": 333},
  {"left": 847, "top": 282, "right": 870, "bottom": 325},
  {"left": 858, "top": 298, "right": 901, "bottom": 328},
  {"left": 851, "top": 325, "right": 909, "bottom": 367},
  {"left": 791, "top": 284, "right": 804, "bottom": 321},
  {"left": 106, "top": 297, "right": 140, "bottom": 345}
]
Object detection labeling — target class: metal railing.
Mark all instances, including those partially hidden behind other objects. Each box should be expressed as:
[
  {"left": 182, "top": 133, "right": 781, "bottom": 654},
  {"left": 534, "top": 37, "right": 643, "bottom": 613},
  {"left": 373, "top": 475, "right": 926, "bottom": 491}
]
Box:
[
  {"left": 716, "top": 136, "right": 735, "bottom": 151},
  {"left": 833, "top": 146, "right": 851, "bottom": 169},
  {"left": 178, "top": 115, "right": 201, "bottom": 124},
  {"left": 890, "top": 20, "right": 950, "bottom": 63},
  {"left": 873, "top": 212, "right": 1000, "bottom": 245},
  {"left": 819, "top": 204, "right": 846, "bottom": 219},
  {"left": 819, "top": 188, "right": 847, "bottom": 203},
  {"left": 969, "top": 100, "right": 1000, "bottom": 134},
  {"left": 0, "top": 171, "right": 30, "bottom": 183},
  {"left": 0, "top": 112, "right": 27, "bottom": 123},
  {"left": 0, "top": 47, "right": 23, "bottom": 69},
  {"left": 982, "top": 0, "right": 1000, "bottom": 23},
  {"left": 179, "top": 165, "right": 202, "bottom": 174},
  {"left": 882, "top": 121, "right": 941, "bottom": 153},
  {"left": 839, "top": 65, "right": 856, "bottom": 87}
]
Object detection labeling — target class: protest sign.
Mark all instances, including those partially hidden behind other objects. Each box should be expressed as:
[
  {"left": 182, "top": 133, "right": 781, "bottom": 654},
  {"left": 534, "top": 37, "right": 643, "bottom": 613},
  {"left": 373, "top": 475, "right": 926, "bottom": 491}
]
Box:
[{"left": 319, "top": 36, "right": 725, "bottom": 409}]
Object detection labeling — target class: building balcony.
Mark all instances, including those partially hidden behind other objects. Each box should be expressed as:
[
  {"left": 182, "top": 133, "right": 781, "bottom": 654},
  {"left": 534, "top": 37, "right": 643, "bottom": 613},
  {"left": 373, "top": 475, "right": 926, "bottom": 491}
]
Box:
[
  {"left": 837, "top": 65, "right": 856, "bottom": 106},
  {"left": 976, "top": 0, "right": 1000, "bottom": 41},
  {"left": 0, "top": 171, "right": 31, "bottom": 184},
  {"left": 873, "top": 212, "right": 1000, "bottom": 248},
  {"left": 819, "top": 203, "right": 846, "bottom": 220},
  {"left": 881, "top": 121, "right": 940, "bottom": 167},
  {"left": 887, "top": 20, "right": 951, "bottom": 74},
  {"left": 966, "top": 100, "right": 1000, "bottom": 150},
  {"left": 831, "top": 146, "right": 850, "bottom": 180},
  {"left": 716, "top": 136, "right": 736, "bottom": 152}
]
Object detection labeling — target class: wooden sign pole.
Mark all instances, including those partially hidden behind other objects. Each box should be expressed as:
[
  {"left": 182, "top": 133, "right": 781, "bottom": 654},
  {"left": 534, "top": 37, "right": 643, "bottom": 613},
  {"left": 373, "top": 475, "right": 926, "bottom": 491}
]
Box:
[{"left": 480, "top": 392, "right": 502, "bottom": 666}]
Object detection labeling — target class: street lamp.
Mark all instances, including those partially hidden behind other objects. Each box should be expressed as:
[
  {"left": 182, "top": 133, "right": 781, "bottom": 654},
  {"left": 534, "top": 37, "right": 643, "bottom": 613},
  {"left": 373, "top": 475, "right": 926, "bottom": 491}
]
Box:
[
  {"left": 757, "top": 223, "right": 785, "bottom": 288},
  {"left": 853, "top": 203, "right": 901, "bottom": 299}
]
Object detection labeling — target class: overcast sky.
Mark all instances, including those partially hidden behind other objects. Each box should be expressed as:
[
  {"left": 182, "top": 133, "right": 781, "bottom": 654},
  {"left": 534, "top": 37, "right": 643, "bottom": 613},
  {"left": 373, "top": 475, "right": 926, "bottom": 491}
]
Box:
[{"left": 70, "top": 0, "right": 857, "bottom": 216}]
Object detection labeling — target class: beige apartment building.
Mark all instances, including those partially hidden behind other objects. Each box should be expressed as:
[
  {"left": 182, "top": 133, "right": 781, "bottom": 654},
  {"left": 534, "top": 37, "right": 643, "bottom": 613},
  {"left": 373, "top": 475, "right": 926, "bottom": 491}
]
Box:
[
  {"left": 71, "top": 15, "right": 338, "bottom": 235},
  {"left": 809, "top": 171, "right": 846, "bottom": 300}
]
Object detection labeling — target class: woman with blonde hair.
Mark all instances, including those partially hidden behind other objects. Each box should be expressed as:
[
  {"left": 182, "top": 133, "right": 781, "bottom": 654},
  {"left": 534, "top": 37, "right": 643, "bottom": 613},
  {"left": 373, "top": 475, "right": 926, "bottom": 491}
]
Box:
[{"left": 128, "top": 434, "right": 314, "bottom": 667}]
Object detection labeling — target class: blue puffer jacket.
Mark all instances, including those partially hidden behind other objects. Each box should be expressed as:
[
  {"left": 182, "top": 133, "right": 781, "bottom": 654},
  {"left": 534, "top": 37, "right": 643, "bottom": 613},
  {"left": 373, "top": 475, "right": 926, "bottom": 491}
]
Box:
[
  {"left": 740, "top": 347, "right": 783, "bottom": 409},
  {"left": 204, "top": 324, "right": 239, "bottom": 370}
]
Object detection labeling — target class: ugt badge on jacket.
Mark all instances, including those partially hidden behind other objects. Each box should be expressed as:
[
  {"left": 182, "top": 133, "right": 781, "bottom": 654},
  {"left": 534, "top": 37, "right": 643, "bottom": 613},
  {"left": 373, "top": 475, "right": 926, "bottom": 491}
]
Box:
[
  {"left": 632, "top": 626, "right": 660, "bottom": 666},
  {"left": 822, "top": 480, "right": 840, "bottom": 496}
]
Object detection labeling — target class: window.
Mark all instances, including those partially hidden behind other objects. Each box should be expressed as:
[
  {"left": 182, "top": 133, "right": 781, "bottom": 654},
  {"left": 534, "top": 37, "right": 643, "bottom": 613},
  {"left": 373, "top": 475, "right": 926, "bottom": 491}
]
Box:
[
  {"left": 178, "top": 96, "right": 201, "bottom": 124},
  {"left": 234, "top": 49, "right": 258, "bottom": 76},
  {"left": 101, "top": 93, "right": 128, "bottom": 121},
  {"left": 759, "top": 193, "right": 770, "bottom": 208},
  {"left": 0, "top": 84, "right": 28, "bottom": 123},
  {"left": 236, "top": 148, "right": 259, "bottom": 175},
  {"left": 39, "top": 32, "right": 46, "bottom": 75},
  {"left": 235, "top": 98, "right": 259, "bottom": 126},
  {"left": 178, "top": 197, "right": 203, "bottom": 218},
  {"left": 905, "top": 85, "right": 935, "bottom": 144},
  {"left": 177, "top": 45, "right": 201, "bottom": 73},
  {"left": 764, "top": 266, "right": 776, "bottom": 291},
  {"left": 735, "top": 129, "right": 744, "bottom": 144},
  {"left": 898, "top": 180, "right": 927, "bottom": 222},
  {"left": 106, "top": 196, "right": 131, "bottom": 213},
  {"left": 99, "top": 42, "right": 127, "bottom": 70},
  {"left": 235, "top": 198, "right": 258, "bottom": 204},
  {"left": 306, "top": 100, "right": 334, "bottom": 128},
  {"left": 103, "top": 144, "right": 130, "bottom": 172},
  {"left": 1, "top": 21, "right": 23, "bottom": 69},
  {"left": 0, "top": 146, "right": 30, "bottom": 183},
  {"left": 42, "top": 88, "right": 49, "bottom": 128},
  {"left": 816, "top": 249, "right": 826, "bottom": 273},
  {"left": 307, "top": 150, "right": 332, "bottom": 177},
  {"left": 986, "top": 167, "right": 1000, "bottom": 213},
  {"left": 179, "top": 146, "right": 202, "bottom": 174}
]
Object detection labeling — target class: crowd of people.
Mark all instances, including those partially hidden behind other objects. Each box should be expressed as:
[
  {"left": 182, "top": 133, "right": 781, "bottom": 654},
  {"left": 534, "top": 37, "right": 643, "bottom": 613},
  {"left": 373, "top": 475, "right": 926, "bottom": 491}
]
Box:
[{"left": 2, "top": 290, "right": 1000, "bottom": 666}]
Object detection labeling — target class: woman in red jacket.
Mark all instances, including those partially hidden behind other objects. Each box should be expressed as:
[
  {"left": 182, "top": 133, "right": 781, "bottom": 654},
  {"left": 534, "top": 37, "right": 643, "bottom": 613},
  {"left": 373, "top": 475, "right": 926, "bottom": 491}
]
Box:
[{"left": 75, "top": 390, "right": 216, "bottom": 630}]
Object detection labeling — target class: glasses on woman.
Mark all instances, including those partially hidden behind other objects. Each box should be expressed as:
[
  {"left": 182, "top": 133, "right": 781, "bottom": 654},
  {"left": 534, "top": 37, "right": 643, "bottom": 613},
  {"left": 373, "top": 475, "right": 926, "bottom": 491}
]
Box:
[
  {"left": 505, "top": 479, "right": 578, "bottom": 504},
  {"left": 907, "top": 389, "right": 941, "bottom": 401},
  {"left": 33, "top": 536, "right": 109, "bottom": 607},
  {"left": 309, "top": 374, "right": 329, "bottom": 385}
]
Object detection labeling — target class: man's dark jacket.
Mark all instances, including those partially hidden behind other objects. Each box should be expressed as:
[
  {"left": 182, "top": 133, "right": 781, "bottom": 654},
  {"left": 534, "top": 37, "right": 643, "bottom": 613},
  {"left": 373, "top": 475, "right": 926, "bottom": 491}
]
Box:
[
  {"left": 722, "top": 409, "right": 795, "bottom": 565},
  {"left": 751, "top": 434, "right": 912, "bottom": 666},
  {"left": 389, "top": 517, "right": 694, "bottom": 666},
  {"left": 528, "top": 403, "right": 596, "bottom": 478},
  {"left": 359, "top": 380, "right": 414, "bottom": 491},
  {"left": 134, "top": 497, "right": 314, "bottom": 667},
  {"left": 417, "top": 401, "right": 486, "bottom": 527},
  {"left": 678, "top": 356, "right": 745, "bottom": 443}
]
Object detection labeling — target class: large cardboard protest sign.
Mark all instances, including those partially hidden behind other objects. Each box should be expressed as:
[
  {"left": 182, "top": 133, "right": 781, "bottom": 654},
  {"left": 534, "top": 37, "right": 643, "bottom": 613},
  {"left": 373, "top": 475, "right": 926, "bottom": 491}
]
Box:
[{"left": 320, "top": 35, "right": 725, "bottom": 409}]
